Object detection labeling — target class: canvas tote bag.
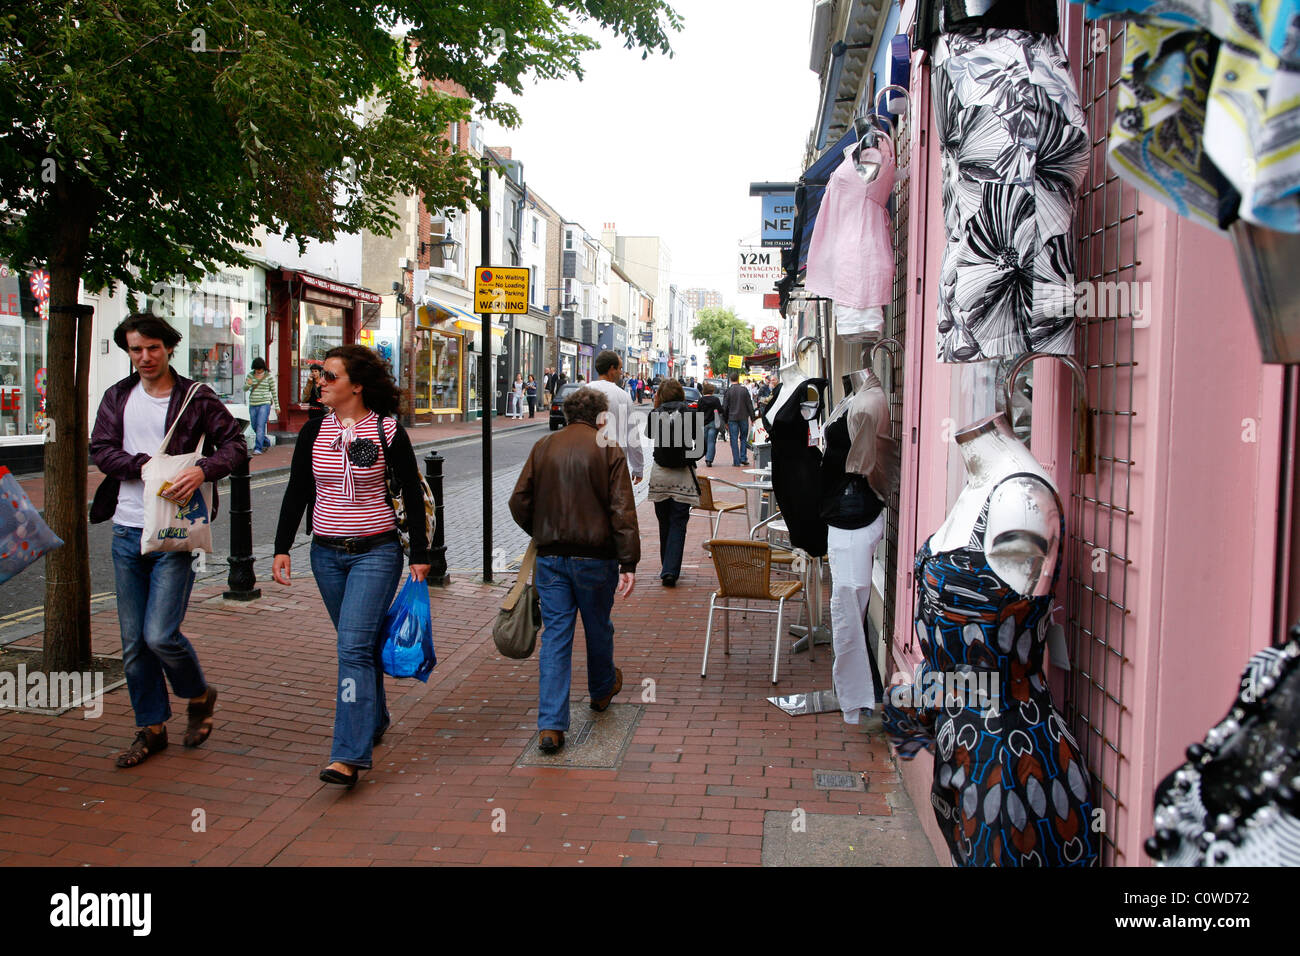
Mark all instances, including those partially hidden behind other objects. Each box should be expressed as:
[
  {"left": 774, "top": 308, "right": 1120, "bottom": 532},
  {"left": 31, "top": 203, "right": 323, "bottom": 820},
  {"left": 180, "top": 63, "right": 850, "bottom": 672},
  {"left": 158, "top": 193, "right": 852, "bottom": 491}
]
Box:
[
  {"left": 493, "top": 540, "right": 543, "bottom": 659},
  {"left": 141, "top": 383, "right": 214, "bottom": 555}
]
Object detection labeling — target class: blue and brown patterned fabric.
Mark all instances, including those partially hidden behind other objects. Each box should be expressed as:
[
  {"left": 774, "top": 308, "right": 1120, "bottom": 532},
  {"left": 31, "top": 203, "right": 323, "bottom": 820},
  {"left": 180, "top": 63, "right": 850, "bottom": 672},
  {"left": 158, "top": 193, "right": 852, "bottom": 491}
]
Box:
[{"left": 883, "top": 472, "right": 1099, "bottom": 866}]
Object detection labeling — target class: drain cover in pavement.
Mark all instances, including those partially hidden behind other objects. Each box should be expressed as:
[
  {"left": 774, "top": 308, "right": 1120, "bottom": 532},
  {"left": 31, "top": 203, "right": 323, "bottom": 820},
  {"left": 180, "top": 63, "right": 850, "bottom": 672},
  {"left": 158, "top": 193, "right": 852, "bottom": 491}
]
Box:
[
  {"left": 767, "top": 689, "right": 839, "bottom": 716},
  {"left": 516, "top": 702, "right": 644, "bottom": 769},
  {"left": 813, "top": 770, "right": 864, "bottom": 792}
]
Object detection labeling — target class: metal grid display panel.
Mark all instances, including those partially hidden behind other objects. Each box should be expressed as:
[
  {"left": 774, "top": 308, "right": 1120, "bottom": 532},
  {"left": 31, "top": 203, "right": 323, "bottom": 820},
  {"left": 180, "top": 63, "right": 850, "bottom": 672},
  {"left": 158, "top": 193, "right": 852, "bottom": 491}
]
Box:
[
  {"left": 1064, "top": 18, "right": 1138, "bottom": 868},
  {"left": 882, "top": 105, "right": 912, "bottom": 653}
]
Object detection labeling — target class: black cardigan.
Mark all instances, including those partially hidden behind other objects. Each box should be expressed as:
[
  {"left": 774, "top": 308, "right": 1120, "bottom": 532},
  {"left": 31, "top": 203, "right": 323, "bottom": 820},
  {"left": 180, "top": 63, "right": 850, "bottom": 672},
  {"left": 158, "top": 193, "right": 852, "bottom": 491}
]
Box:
[{"left": 273, "top": 415, "right": 431, "bottom": 565}]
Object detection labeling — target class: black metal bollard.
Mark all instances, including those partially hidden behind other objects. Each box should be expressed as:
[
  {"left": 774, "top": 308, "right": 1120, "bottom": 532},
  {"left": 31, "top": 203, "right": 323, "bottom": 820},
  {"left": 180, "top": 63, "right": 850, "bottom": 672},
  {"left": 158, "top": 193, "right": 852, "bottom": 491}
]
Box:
[
  {"left": 424, "top": 450, "right": 451, "bottom": 586},
  {"left": 223, "top": 456, "right": 262, "bottom": 600}
]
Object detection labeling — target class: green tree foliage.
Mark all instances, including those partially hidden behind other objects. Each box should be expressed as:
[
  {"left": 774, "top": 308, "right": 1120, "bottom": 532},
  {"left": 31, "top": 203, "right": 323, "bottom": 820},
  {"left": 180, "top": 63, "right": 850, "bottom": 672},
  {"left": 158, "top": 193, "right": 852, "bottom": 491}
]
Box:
[
  {"left": 0, "top": 0, "right": 681, "bottom": 668},
  {"left": 693, "top": 307, "right": 754, "bottom": 378}
]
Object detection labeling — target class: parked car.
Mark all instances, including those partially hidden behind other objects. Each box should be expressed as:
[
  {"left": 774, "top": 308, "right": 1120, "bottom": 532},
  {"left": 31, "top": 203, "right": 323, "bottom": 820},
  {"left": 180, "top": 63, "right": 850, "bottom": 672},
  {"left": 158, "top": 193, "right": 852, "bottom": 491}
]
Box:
[
  {"left": 549, "top": 383, "right": 582, "bottom": 430},
  {"left": 682, "top": 386, "right": 701, "bottom": 410}
]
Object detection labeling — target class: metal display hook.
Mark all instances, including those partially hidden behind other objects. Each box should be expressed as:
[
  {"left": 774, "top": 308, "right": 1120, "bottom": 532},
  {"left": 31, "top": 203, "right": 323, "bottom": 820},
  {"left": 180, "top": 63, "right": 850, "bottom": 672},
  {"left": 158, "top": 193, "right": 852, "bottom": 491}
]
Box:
[{"left": 1003, "top": 351, "right": 1096, "bottom": 475}]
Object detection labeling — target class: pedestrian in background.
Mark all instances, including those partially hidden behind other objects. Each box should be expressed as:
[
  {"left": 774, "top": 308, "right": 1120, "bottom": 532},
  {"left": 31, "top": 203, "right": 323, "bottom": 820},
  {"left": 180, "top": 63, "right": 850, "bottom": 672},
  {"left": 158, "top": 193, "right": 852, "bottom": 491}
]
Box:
[
  {"left": 647, "top": 379, "right": 701, "bottom": 587},
  {"left": 244, "top": 357, "right": 279, "bottom": 455},
  {"left": 587, "top": 349, "right": 644, "bottom": 486},
  {"left": 91, "top": 313, "right": 247, "bottom": 768},
  {"left": 723, "top": 370, "right": 757, "bottom": 466},
  {"left": 698, "top": 381, "right": 724, "bottom": 468},
  {"left": 272, "top": 344, "right": 430, "bottom": 789},
  {"left": 544, "top": 367, "right": 557, "bottom": 407},
  {"left": 509, "top": 387, "right": 639, "bottom": 754},
  {"left": 526, "top": 374, "right": 538, "bottom": 418},
  {"left": 301, "top": 364, "right": 326, "bottom": 420}
]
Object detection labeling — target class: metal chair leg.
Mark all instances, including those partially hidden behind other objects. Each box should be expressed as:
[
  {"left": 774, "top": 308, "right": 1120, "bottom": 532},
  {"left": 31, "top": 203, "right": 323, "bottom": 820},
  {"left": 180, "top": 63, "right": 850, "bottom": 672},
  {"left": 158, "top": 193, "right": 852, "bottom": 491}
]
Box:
[
  {"left": 805, "top": 590, "right": 814, "bottom": 663},
  {"left": 773, "top": 597, "right": 785, "bottom": 684},
  {"left": 723, "top": 600, "right": 730, "bottom": 655},
  {"left": 702, "top": 592, "right": 717, "bottom": 677}
]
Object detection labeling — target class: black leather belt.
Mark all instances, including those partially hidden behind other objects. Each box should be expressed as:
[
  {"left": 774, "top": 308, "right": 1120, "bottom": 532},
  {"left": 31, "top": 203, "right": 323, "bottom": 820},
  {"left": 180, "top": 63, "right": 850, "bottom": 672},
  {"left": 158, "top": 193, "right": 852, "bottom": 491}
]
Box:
[{"left": 312, "top": 530, "right": 400, "bottom": 554}]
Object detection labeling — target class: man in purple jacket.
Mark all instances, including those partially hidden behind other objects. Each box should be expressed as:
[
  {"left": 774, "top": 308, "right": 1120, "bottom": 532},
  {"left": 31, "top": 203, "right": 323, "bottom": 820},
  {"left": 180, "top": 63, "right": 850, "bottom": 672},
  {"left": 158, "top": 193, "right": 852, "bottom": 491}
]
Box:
[{"left": 90, "top": 313, "right": 248, "bottom": 769}]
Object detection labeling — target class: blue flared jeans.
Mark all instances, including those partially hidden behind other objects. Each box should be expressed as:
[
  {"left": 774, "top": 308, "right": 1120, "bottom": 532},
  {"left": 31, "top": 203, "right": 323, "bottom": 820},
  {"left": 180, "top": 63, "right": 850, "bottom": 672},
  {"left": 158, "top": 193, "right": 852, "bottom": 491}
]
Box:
[{"left": 535, "top": 555, "right": 619, "bottom": 732}]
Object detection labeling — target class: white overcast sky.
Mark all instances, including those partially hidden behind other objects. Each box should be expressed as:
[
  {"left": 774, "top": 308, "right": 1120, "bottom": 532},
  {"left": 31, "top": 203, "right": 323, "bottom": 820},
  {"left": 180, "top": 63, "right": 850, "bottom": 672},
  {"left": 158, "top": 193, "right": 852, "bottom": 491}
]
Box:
[{"left": 481, "top": 0, "right": 818, "bottom": 329}]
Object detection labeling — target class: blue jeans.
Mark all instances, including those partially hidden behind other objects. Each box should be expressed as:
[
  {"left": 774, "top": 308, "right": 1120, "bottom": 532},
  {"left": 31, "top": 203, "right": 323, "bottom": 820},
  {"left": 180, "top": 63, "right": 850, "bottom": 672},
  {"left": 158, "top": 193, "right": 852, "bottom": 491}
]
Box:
[
  {"left": 728, "top": 420, "right": 748, "bottom": 465},
  {"left": 250, "top": 402, "right": 271, "bottom": 452},
  {"left": 310, "top": 540, "right": 405, "bottom": 768},
  {"left": 535, "top": 555, "right": 619, "bottom": 731},
  {"left": 110, "top": 524, "right": 206, "bottom": 727},
  {"left": 655, "top": 498, "right": 691, "bottom": 579},
  {"left": 704, "top": 424, "right": 719, "bottom": 465}
]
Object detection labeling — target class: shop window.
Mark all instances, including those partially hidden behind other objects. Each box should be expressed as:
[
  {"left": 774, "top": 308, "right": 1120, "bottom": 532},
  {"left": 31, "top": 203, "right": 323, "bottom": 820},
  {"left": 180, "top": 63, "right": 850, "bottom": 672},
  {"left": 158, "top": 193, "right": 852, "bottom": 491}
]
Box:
[
  {"left": 414, "top": 327, "right": 462, "bottom": 413},
  {"left": 299, "top": 301, "right": 346, "bottom": 369},
  {"left": 0, "top": 263, "right": 47, "bottom": 437}
]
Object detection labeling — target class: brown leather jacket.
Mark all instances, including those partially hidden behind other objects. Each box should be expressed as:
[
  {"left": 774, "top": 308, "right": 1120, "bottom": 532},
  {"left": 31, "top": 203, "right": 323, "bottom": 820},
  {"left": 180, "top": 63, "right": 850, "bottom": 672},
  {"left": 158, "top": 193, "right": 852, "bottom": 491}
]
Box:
[{"left": 509, "top": 422, "right": 640, "bottom": 572}]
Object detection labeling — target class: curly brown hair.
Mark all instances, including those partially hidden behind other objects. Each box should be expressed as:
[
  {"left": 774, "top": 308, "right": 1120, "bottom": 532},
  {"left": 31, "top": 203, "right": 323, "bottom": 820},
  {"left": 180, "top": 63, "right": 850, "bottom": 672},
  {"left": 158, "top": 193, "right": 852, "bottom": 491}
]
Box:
[
  {"left": 564, "top": 386, "right": 609, "bottom": 427},
  {"left": 325, "top": 344, "right": 403, "bottom": 416}
]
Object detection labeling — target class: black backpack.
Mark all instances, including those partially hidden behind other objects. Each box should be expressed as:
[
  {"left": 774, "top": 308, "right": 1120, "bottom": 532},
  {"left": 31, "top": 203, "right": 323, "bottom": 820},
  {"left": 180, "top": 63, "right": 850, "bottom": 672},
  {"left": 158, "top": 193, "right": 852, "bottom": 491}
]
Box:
[{"left": 649, "top": 402, "right": 702, "bottom": 469}]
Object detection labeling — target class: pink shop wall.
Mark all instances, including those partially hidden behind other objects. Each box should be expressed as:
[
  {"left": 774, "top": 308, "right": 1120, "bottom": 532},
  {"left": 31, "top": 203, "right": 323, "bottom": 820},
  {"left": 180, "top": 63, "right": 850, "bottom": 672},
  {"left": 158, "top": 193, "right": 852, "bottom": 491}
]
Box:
[{"left": 887, "top": 11, "right": 1285, "bottom": 865}]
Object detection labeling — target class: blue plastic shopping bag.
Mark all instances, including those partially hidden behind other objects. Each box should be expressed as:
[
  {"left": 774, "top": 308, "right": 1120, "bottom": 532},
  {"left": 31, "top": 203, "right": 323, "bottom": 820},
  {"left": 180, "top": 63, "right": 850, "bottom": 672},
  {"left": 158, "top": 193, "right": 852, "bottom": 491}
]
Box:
[
  {"left": 381, "top": 577, "right": 436, "bottom": 681},
  {"left": 0, "top": 466, "right": 63, "bottom": 586}
]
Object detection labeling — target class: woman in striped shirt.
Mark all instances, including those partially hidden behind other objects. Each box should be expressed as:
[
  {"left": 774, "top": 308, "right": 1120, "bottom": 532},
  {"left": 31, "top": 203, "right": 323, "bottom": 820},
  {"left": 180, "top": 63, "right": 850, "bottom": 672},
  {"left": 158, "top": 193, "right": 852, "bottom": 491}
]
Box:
[{"left": 272, "top": 345, "right": 430, "bottom": 789}]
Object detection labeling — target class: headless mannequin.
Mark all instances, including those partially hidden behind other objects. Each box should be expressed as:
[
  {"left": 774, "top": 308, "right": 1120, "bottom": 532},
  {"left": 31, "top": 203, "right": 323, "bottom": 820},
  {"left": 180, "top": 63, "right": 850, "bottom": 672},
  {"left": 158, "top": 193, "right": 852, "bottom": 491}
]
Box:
[
  {"left": 764, "top": 362, "right": 811, "bottom": 424},
  {"left": 822, "top": 366, "right": 891, "bottom": 723},
  {"left": 929, "top": 413, "right": 1060, "bottom": 597}
]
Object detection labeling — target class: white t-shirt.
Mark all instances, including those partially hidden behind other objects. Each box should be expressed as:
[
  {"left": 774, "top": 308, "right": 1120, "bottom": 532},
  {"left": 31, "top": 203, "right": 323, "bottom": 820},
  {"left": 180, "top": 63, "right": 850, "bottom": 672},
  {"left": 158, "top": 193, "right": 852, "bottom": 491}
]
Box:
[
  {"left": 112, "top": 383, "right": 172, "bottom": 528},
  {"left": 586, "top": 378, "right": 644, "bottom": 479}
]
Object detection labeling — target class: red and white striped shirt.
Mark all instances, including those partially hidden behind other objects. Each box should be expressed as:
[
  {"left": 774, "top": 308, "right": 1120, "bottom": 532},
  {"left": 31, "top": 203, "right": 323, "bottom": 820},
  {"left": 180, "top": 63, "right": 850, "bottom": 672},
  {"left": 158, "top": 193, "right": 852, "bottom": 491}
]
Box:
[{"left": 311, "top": 411, "right": 398, "bottom": 538}]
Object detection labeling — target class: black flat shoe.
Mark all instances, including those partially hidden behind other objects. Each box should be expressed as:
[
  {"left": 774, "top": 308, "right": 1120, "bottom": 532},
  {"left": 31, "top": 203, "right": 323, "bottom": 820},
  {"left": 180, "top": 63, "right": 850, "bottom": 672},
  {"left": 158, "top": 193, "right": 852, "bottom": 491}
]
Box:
[
  {"left": 319, "top": 766, "right": 359, "bottom": 789},
  {"left": 661, "top": 575, "right": 677, "bottom": 587}
]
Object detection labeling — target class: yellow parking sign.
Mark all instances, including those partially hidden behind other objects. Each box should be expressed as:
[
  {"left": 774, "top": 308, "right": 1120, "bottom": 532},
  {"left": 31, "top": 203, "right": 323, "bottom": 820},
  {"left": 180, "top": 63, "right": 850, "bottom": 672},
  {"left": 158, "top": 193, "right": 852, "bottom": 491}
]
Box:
[
  {"left": 728, "top": 353, "right": 744, "bottom": 369},
  {"left": 474, "top": 266, "right": 530, "bottom": 314}
]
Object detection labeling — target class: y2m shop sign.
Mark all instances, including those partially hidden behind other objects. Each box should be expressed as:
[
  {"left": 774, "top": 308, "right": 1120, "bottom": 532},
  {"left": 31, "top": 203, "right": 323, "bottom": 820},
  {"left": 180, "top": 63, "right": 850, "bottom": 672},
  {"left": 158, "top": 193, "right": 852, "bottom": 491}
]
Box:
[
  {"left": 737, "top": 246, "right": 784, "bottom": 295},
  {"left": 761, "top": 193, "right": 795, "bottom": 249}
]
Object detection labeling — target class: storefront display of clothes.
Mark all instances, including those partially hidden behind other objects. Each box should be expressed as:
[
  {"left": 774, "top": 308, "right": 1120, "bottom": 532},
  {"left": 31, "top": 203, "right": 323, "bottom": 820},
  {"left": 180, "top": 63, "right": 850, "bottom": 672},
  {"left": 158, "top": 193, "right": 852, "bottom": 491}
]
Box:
[
  {"left": 1072, "top": 1, "right": 1300, "bottom": 233},
  {"left": 882, "top": 417, "right": 1097, "bottom": 865},
  {"left": 926, "top": 22, "right": 1089, "bottom": 361},
  {"left": 1145, "top": 626, "right": 1300, "bottom": 866},
  {"left": 805, "top": 133, "right": 896, "bottom": 343},
  {"left": 763, "top": 377, "right": 829, "bottom": 557},
  {"left": 819, "top": 371, "right": 897, "bottom": 724}
]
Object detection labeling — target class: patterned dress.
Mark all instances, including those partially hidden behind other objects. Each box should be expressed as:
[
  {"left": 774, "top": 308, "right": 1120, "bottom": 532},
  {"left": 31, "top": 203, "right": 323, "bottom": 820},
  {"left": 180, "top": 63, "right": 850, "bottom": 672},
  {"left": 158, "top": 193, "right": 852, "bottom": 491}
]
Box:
[{"left": 882, "top": 473, "right": 1098, "bottom": 866}]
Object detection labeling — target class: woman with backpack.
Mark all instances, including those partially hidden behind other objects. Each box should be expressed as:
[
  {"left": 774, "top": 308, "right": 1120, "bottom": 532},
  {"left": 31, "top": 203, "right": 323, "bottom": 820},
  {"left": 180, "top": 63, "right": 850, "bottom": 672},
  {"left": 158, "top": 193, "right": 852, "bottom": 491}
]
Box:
[
  {"left": 646, "top": 378, "right": 702, "bottom": 587},
  {"left": 271, "top": 345, "right": 430, "bottom": 789}
]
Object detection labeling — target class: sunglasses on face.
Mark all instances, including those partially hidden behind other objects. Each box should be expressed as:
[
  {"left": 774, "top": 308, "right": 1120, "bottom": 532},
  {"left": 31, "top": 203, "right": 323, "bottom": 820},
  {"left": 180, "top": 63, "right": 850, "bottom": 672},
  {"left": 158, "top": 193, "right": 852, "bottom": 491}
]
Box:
[{"left": 320, "top": 369, "right": 340, "bottom": 382}]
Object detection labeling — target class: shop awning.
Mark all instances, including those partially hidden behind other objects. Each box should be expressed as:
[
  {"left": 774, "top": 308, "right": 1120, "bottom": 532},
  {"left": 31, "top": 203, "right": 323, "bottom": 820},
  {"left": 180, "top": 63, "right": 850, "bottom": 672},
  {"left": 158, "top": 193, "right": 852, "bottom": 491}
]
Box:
[
  {"left": 744, "top": 350, "right": 781, "bottom": 368},
  {"left": 795, "top": 126, "right": 857, "bottom": 273},
  {"left": 418, "top": 298, "right": 506, "bottom": 336}
]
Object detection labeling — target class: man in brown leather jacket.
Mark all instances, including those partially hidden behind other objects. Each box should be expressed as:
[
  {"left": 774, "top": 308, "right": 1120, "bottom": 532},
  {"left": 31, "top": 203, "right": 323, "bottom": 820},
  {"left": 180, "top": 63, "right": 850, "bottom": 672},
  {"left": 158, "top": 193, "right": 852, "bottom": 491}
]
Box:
[{"left": 509, "top": 387, "right": 640, "bottom": 754}]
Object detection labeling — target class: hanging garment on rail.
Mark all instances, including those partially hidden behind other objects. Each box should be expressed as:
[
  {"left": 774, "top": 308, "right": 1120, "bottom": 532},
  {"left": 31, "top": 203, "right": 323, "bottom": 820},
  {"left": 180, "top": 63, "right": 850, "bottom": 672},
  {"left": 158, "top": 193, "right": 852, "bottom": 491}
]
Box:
[
  {"left": 1072, "top": 1, "right": 1300, "bottom": 232},
  {"left": 931, "top": 29, "right": 1089, "bottom": 362},
  {"left": 805, "top": 136, "right": 896, "bottom": 310}
]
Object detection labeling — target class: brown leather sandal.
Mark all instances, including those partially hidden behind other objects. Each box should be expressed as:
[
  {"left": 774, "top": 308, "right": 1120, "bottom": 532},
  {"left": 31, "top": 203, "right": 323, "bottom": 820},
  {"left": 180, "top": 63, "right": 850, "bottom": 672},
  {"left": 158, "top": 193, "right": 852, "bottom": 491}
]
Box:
[
  {"left": 116, "top": 727, "right": 167, "bottom": 768},
  {"left": 183, "top": 687, "right": 217, "bottom": 748}
]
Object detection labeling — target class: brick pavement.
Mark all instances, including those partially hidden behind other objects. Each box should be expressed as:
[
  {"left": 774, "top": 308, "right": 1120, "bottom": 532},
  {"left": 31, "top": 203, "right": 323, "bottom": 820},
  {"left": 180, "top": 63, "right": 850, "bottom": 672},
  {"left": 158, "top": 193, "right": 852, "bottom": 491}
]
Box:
[{"left": 0, "top": 458, "right": 931, "bottom": 867}]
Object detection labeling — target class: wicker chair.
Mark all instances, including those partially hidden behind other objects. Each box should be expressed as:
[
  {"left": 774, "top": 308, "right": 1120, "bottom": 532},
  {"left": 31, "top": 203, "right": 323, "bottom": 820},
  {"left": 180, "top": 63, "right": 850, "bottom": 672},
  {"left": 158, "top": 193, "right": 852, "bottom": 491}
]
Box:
[
  {"left": 691, "top": 475, "right": 746, "bottom": 541},
  {"left": 701, "top": 539, "right": 808, "bottom": 685}
]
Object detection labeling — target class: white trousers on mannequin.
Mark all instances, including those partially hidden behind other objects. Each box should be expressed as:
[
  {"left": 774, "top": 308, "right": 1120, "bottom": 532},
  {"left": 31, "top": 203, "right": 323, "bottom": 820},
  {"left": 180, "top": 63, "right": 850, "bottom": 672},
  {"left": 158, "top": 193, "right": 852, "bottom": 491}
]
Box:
[{"left": 827, "top": 513, "right": 886, "bottom": 724}]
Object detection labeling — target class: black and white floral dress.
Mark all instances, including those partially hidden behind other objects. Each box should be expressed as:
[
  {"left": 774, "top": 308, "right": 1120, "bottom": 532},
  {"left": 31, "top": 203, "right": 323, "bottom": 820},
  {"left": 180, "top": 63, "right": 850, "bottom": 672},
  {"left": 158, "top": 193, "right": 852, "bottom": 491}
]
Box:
[{"left": 932, "top": 29, "right": 1090, "bottom": 362}]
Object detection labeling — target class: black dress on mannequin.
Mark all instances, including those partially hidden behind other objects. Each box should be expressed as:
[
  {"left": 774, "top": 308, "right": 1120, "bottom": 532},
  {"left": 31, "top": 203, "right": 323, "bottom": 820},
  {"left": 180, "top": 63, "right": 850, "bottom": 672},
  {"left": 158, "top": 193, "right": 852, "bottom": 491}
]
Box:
[
  {"left": 819, "top": 414, "right": 885, "bottom": 532},
  {"left": 764, "top": 378, "right": 828, "bottom": 556}
]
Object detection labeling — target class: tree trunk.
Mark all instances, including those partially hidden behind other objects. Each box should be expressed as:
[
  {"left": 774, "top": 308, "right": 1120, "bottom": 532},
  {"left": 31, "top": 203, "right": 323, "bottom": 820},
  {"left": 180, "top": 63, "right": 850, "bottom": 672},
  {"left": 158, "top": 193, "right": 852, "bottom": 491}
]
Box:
[{"left": 41, "top": 176, "right": 100, "bottom": 674}]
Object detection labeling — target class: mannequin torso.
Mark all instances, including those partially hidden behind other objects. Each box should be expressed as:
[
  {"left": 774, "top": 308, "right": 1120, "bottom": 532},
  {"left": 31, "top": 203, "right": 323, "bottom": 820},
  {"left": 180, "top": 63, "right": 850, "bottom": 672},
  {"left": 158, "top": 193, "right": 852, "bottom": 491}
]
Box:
[{"left": 929, "top": 413, "right": 1060, "bottom": 596}]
